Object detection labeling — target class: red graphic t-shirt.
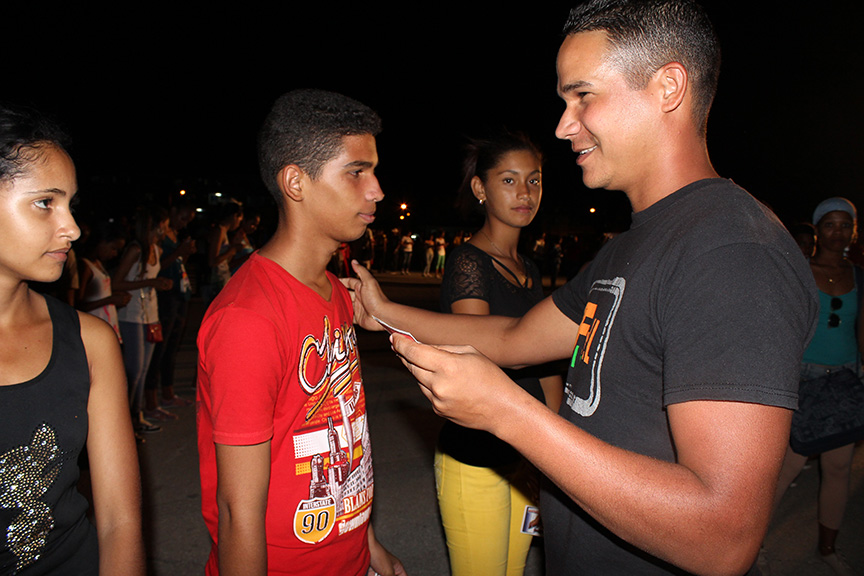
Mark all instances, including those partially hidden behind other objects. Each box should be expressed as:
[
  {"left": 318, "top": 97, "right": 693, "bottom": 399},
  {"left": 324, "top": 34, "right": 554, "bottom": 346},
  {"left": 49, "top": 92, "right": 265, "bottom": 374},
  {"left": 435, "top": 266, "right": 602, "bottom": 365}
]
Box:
[{"left": 197, "top": 253, "right": 372, "bottom": 575}]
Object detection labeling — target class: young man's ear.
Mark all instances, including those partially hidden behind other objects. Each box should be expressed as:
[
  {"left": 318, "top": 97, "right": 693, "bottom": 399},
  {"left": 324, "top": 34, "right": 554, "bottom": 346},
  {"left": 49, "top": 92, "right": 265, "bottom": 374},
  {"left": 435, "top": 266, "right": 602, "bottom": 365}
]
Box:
[
  {"left": 655, "top": 62, "right": 688, "bottom": 114},
  {"left": 277, "top": 165, "right": 306, "bottom": 203}
]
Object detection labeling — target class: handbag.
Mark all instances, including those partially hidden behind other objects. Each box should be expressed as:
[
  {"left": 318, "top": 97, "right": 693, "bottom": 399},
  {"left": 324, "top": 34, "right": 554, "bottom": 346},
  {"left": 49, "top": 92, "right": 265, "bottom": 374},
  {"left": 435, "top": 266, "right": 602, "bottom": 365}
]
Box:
[
  {"left": 790, "top": 367, "right": 864, "bottom": 455},
  {"left": 146, "top": 321, "right": 163, "bottom": 343},
  {"left": 140, "top": 283, "right": 163, "bottom": 343}
]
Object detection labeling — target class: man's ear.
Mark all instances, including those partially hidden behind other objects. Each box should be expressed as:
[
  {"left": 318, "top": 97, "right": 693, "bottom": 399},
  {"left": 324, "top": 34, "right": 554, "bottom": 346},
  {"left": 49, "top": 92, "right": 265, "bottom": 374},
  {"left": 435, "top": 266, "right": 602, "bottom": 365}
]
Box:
[
  {"left": 655, "top": 62, "right": 688, "bottom": 114},
  {"left": 277, "top": 165, "right": 306, "bottom": 203}
]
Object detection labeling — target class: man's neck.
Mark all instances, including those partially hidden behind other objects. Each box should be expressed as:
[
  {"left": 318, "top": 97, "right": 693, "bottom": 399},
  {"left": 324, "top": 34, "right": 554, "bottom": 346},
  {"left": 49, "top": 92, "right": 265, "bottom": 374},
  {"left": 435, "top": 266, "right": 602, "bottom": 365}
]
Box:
[
  {"left": 257, "top": 225, "right": 338, "bottom": 300},
  {"left": 626, "top": 140, "right": 718, "bottom": 213}
]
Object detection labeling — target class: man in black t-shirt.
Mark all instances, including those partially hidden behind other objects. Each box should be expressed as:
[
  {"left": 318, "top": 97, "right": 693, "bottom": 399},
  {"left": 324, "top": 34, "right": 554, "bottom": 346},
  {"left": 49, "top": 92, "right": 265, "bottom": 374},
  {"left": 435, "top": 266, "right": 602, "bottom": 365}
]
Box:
[{"left": 346, "top": 1, "right": 818, "bottom": 574}]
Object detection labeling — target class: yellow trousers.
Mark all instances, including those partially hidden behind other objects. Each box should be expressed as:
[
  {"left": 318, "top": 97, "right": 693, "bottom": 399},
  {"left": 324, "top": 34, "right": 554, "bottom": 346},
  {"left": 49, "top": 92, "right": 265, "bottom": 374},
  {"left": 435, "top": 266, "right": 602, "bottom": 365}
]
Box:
[{"left": 434, "top": 450, "right": 535, "bottom": 576}]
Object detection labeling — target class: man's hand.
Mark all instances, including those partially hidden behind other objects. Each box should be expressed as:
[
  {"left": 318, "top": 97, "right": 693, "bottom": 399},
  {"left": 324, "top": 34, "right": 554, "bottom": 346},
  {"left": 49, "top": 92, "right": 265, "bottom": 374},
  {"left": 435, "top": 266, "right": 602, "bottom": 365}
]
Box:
[
  {"left": 367, "top": 525, "right": 407, "bottom": 576},
  {"left": 340, "top": 260, "right": 390, "bottom": 331},
  {"left": 391, "top": 333, "right": 531, "bottom": 435}
]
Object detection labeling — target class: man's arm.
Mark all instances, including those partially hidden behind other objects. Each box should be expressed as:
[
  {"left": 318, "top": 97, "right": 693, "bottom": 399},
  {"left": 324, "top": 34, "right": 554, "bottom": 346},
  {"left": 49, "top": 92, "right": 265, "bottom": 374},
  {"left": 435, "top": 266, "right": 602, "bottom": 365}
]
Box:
[
  {"left": 215, "top": 442, "right": 271, "bottom": 576},
  {"left": 343, "top": 261, "right": 578, "bottom": 368},
  {"left": 395, "top": 337, "right": 790, "bottom": 576},
  {"left": 366, "top": 524, "right": 407, "bottom": 576}
]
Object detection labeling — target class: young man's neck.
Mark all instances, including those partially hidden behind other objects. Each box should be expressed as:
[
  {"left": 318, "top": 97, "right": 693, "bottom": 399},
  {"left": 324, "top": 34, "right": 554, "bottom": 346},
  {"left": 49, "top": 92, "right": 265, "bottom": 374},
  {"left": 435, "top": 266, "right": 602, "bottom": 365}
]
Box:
[
  {"left": 626, "top": 136, "right": 718, "bottom": 213},
  {"left": 257, "top": 224, "right": 340, "bottom": 299}
]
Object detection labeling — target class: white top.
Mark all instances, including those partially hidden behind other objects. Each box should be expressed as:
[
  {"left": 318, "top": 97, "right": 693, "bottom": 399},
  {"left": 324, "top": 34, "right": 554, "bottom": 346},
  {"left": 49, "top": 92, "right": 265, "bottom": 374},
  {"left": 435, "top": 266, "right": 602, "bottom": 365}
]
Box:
[
  {"left": 117, "top": 244, "right": 161, "bottom": 324},
  {"left": 81, "top": 258, "right": 122, "bottom": 340}
]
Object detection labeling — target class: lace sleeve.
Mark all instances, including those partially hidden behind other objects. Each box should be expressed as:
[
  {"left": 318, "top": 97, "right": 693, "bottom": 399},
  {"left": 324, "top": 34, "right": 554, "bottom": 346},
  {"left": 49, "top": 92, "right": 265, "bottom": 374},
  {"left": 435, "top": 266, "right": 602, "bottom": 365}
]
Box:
[{"left": 440, "top": 245, "right": 493, "bottom": 311}]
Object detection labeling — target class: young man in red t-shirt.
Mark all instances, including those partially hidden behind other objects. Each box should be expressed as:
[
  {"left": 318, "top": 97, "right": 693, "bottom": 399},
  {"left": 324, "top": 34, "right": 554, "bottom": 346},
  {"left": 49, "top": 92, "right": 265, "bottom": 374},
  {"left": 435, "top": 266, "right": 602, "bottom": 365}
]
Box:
[{"left": 197, "top": 89, "right": 406, "bottom": 576}]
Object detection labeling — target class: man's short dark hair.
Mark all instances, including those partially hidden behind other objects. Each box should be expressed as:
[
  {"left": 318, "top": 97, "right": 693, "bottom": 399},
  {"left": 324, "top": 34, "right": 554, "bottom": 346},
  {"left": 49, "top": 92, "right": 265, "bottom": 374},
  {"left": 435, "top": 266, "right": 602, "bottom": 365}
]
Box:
[
  {"left": 564, "top": 0, "right": 720, "bottom": 135},
  {"left": 257, "top": 89, "right": 382, "bottom": 203}
]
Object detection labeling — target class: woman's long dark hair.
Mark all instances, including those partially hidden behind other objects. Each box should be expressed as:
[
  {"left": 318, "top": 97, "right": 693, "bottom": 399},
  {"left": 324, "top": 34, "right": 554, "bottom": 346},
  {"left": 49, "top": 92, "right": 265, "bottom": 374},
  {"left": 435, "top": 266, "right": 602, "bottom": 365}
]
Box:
[{"left": 128, "top": 205, "right": 168, "bottom": 276}]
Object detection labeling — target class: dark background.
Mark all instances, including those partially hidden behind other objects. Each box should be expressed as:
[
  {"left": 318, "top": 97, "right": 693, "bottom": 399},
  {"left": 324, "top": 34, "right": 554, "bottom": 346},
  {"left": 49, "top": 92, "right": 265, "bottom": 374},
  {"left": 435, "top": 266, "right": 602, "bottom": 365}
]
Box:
[{"left": 6, "top": 2, "right": 863, "bottom": 238}]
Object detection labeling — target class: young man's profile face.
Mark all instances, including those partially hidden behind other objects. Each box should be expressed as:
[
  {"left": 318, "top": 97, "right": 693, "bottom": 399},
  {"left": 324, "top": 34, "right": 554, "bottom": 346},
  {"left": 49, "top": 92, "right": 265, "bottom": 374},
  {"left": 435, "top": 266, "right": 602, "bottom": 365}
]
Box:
[
  {"left": 555, "top": 30, "right": 659, "bottom": 194},
  {"left": 303, "top": 133, "right": 384, "bottom": 244}
]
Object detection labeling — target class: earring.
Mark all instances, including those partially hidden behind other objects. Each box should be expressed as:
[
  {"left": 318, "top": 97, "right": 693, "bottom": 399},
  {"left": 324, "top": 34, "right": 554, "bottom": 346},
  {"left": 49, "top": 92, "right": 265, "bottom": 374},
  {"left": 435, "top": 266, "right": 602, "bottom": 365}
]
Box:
[{"left": 479, "top": 198, "right": 485, "bottom": 205}]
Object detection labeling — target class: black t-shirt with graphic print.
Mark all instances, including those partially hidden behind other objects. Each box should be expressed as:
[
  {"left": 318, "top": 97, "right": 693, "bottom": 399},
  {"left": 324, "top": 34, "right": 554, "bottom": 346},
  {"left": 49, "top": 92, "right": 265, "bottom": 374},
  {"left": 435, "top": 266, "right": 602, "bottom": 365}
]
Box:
[{"left": 544, "top": 178, "right": 818, "bottom": 575}]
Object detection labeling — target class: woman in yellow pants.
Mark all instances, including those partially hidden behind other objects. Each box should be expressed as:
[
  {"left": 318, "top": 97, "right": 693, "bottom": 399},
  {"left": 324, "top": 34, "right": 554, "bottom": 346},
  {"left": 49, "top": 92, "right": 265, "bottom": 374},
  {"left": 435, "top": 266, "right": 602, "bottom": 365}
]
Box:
[{"left": 436, "top": 131, "right": 563, "bottom": 575}]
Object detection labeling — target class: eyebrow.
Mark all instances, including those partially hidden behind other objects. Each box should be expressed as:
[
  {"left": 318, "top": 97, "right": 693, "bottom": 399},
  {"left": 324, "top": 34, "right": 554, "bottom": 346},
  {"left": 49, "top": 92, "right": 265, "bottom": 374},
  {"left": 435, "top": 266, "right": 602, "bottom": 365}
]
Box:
[
  {"left": 558, "top": 80, "right": 594, "bottom": 96},
  {"left": 343, "top": 160, "right": 376, "bottom": 170},
  {"left": 24, "top": 187, "right": 72, "bottom": 197},
  {"left": 495, "top": 168, "right": 542, "bottom": 177}
]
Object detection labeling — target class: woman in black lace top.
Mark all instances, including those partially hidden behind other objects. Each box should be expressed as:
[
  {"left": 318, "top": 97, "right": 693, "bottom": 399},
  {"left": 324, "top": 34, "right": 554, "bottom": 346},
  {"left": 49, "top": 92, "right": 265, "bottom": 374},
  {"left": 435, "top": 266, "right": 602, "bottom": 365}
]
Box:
[{"left": 436, "top": 131, "right": 563, "bottom": 576}]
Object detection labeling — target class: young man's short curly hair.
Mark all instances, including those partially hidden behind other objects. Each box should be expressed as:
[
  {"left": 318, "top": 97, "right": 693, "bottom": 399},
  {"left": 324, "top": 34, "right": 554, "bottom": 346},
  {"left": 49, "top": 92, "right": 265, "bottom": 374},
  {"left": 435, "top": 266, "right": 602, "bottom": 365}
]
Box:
[{"left": 257, "top": 89, "right": 382, "bottom": 204}]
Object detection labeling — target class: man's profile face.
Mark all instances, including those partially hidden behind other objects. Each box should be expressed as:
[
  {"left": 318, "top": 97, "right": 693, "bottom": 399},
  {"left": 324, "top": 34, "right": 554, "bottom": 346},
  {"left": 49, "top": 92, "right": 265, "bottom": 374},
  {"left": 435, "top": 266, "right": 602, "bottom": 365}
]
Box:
[
  {"left": 555, "top": 30, "right": 658, "bottom": 194},
  {"left": 303, "top": 134, "right": 384, "bottom": 244}
]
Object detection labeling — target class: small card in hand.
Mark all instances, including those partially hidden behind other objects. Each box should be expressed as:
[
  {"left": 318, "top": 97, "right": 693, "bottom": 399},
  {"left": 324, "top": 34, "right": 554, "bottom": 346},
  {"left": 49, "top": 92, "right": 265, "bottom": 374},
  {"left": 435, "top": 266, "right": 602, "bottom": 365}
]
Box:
[{"left": 373, "top": 316, "right": 420, "bottom": 343}]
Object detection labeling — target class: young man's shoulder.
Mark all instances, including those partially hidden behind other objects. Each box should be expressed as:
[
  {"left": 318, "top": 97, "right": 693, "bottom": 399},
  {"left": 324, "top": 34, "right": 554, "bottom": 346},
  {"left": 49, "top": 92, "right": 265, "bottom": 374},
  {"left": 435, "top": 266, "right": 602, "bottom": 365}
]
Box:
[
  {"left": 204, "top": 256, "right": 351, "bottom": 329},
  {"left": 659, "top": 179, "right": 795, "bottom": 254}
]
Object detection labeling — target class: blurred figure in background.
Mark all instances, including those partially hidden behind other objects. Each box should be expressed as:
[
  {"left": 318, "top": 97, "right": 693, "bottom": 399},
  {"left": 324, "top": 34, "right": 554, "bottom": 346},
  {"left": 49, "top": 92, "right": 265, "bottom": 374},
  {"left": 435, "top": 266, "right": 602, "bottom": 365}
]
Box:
[
  {"left": 789, "top": 221, "right": 817, "bottom": 259},
  {"left": 113, "top": 205, "right": 174, "bottom": 436},
  {"left": 423, "top": 233, "right": 435, "bottom": 277},
  {"left": 399, "top": 230, "right": 414, "bottom": 274},
  {"left": 204, "top": 201, "right": 243, "bottom": 301},
  {"left": 770, "top": 197, "right": 864, "bottom": 575},
  {"left": 76, "top": 219, "right": 131, "bottom": 342},
  {"left": 229, "top": 210, "right": 261, "bottom": 274},
  {"left": 144, "top": 202, "right": 197, "bottom": 418},
  {"left": 434, "top": 229, "right": 447, "bottom": 278}
]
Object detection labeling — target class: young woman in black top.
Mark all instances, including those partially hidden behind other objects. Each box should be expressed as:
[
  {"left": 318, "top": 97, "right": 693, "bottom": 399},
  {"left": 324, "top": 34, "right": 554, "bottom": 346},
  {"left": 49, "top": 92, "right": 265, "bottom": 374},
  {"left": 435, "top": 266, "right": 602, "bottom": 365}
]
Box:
[
  {"left": 0, "top": 104, "right": 143, "bottom": 575},
  {"left": 436, "top": 131, "right": 563, "bottom": 576}
]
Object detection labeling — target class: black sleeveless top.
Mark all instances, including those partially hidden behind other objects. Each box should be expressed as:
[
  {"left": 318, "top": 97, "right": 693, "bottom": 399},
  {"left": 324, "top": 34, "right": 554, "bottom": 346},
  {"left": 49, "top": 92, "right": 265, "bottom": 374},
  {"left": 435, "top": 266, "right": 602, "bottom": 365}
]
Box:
[
  {"left": 439, "top": 243, "right": 549, "bottom": 467},
  {"left": 0, "top": 296, "right": 98, "bottom": 575}
]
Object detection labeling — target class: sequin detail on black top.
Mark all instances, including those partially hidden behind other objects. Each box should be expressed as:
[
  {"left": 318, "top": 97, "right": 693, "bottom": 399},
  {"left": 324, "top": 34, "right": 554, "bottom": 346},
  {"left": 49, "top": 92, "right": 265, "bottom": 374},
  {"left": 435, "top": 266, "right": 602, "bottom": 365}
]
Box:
[{"left": 0, "top": 423, "right": 63, "bottom": 572}]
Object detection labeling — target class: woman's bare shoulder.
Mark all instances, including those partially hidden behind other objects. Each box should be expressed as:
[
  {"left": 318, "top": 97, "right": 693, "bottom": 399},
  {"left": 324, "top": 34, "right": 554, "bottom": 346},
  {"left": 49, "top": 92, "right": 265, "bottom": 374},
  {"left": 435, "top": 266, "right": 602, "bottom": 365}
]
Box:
[{"left": 77, "top": 311, "right": 121, "bottom": 356}]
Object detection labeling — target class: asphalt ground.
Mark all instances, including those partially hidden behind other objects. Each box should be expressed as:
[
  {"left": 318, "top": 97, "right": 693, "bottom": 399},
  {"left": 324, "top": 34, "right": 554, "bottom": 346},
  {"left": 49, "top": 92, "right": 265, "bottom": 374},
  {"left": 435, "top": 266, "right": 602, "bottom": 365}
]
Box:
[{"left": 137, "top": 272, "right": 864, "bottom": 575}]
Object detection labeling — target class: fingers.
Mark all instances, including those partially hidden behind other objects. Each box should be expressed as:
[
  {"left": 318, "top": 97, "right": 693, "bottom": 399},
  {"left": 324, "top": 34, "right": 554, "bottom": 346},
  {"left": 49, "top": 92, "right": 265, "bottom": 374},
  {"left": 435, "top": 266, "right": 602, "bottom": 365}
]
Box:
[
  {"left": 391, "top": 335, "right": 474, "bottom": 366},
  {"left": 413, "top": 375, "right": 436, "bottom": 403},
  {"left": 390, "top": 333, "right": 431, "bottom": 369},
  {"left": 340, "top": 277, "right": 359, "bottom": 291},
  {"left": 351, "top": 259, "right": 371, "bottom": 279},
  {"left": 395, "top": 345, "right": 433, "bottom": 382},
  {"left": 432, "top": 344, "right": 477, "bottom": 355}
]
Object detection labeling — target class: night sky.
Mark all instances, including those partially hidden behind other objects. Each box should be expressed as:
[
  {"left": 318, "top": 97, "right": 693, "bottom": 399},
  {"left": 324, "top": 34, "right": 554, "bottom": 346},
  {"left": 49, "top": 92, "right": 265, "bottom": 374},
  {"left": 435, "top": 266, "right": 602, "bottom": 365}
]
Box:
[{"left": 7, "top": 2, "right": 864, "bottom": 237}]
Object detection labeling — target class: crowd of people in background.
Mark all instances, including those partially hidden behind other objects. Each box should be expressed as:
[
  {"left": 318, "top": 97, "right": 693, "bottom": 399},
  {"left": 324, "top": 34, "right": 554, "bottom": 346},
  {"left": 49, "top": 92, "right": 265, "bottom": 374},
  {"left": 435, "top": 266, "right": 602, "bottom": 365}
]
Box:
[
  {"left": 348, "top": 226, "right": 595, "bottom": 288},
  {"left": 33, "top": 197, "right": 268, "bottom": 443}
]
